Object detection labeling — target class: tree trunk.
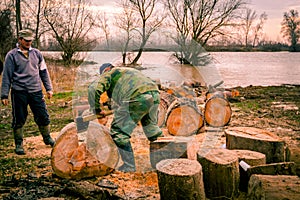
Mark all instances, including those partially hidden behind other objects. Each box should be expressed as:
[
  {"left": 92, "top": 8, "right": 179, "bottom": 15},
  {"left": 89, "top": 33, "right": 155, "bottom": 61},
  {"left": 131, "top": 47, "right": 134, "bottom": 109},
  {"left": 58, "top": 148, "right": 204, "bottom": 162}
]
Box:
[
  {"left": 156, "top": 158, "right": 206, "bottom": 200},
  {"left": 225, "top": 127, "right": 287, "bottom": 163},
  {"left": 197, "top": 148, "right": 240, "bottom": 199}
]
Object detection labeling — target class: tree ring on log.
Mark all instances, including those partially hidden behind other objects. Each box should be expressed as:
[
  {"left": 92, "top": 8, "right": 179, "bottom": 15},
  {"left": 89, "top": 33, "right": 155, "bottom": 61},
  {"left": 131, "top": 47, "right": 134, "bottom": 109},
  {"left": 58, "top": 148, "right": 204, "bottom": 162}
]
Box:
[
  {"left": 166, "top": 98, "right": 204, "bottom": 136},
  {"left": 204, "top": 95, "right": 232, "bottom": 127}
]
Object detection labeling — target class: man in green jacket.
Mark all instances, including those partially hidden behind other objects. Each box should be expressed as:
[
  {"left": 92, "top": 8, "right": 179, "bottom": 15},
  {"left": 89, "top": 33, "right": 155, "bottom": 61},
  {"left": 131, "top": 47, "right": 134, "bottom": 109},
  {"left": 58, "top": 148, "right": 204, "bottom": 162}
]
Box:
[{"left": 88, "top": 63, "right": 163, "bottom": 172}]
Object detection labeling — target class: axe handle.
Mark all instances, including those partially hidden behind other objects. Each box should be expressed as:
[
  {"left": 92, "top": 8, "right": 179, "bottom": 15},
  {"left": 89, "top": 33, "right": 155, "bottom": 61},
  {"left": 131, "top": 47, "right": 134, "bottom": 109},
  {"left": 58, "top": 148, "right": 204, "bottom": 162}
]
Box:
[{"left": 82, "top": 110, "right": 114, "bottom": 122}]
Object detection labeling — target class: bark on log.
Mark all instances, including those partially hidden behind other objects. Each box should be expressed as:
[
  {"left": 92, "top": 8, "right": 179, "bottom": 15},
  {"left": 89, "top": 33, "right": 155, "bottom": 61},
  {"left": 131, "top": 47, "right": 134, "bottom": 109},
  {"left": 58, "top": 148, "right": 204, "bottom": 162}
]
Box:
[
  {"left": 157, "top": 91, "right": 176, "bottom": 127},
  {"left": 51, "top": 122, "right": 118, "bottom": 179},
  {"left": 165, "top": 99, "right": 204, "bottom": 136},
  {"left": 247, "top": 175, "right": 300, "bottom": 200},
  {"left": 156, "top": 159, "right": 206, "bottom": 200},
  {"left": 225, "top": 127, "right": 286, "bottom": 163},
  {"left": 204, "top": 95, "right": 232, "bottom": 127},
  {"left": 197, "top": 148, "right": 240, "bottom": 199}
]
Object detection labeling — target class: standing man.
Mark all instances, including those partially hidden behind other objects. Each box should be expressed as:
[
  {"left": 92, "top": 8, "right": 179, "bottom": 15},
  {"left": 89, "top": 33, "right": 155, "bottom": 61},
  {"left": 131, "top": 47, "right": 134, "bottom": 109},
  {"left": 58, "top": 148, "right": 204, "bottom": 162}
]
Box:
[
  {"left": 88, "top": 63, "right": 163, "bottom": 172},
  {"left": 1, "top": 29, "right": 55, "bottom": 155}
]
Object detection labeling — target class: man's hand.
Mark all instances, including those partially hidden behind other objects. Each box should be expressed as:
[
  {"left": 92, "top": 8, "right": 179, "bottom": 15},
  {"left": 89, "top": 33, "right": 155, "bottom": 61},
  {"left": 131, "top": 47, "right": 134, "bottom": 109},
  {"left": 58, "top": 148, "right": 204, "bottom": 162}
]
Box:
[
  {"left": 46, "top": 91, "right": 53, "bottom": 99},
  {"left": 1, "top": 99, "right": 8, "bottom": 106},
  {"left": 95, "top": 110, "right": 107, "bottom": 125},
  {"left": 97, "top": 116, "right": 108, "bottom": 125}
]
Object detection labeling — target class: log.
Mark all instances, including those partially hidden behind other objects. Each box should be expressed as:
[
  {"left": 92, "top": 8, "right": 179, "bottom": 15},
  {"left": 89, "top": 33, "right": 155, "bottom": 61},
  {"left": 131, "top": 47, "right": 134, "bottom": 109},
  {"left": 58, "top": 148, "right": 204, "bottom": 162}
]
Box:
[
  {"left": 225, "top": 127, "right": 287, "bottom": 163},
  {"left": 197, "top": 148, "right": 240, "bottom": 199},
  {"left": 232, "top": 149, "right": 266, "bottom": 166},
  {"left": 150, "top": 136, "right": 196, "bottom": 169},
  {"left": 165, "top": 98, "right": 204, "bottom": 136},
  {"left": 204, "top": 95, "right": 232, "bottom": 127},
  {"left": 239, "top": 161, "right": 296, "bottom": 193},
  {"left": 51, "top": 122, "right": 119, "bottom": 179},
  {"left": 247, "top": 175, "right": 300, "bottom": 200},
  {"left": 157, "top": 91, "right": 176, "bottom": 127},
  {"left": 156, "top": 159, "right": 206, "bottom": 200},
  {"left": 231, "top": 150, "right": 266, "bottom": 192}
]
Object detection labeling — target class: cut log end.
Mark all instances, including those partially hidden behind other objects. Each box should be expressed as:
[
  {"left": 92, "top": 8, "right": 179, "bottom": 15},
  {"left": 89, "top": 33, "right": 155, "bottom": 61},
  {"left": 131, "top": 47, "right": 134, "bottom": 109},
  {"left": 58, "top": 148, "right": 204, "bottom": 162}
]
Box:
[
  {"left": 166, "top": 104, "right": 204, "bottom": 136},
  {"left": 51, "top": 122, "right": 117, "bottom": 179},
  {"left": 204, "top": 96, "right": 232, "bottom": 127}
]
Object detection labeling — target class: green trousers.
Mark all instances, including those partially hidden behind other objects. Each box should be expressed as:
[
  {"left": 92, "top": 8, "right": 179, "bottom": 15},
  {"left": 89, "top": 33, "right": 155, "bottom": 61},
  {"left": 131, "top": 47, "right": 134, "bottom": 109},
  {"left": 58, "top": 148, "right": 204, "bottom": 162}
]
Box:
[{"left": 110, "top": 91, "right": 162, "bottom": 147}]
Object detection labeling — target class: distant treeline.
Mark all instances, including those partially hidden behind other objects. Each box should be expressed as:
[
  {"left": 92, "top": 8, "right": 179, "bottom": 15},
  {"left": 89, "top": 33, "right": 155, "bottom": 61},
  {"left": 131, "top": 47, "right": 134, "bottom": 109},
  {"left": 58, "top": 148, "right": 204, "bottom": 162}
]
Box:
[{"left": 40, "top": 42, "right": 299, "bottom": 52}]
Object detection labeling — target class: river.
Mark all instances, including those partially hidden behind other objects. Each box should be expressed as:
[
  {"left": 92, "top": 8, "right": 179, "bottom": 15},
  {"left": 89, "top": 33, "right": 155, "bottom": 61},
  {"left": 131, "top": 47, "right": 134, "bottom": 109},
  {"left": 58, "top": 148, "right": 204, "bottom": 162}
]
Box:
[{"left": 44, "top": 51, "right": 300, "bottom": 88}]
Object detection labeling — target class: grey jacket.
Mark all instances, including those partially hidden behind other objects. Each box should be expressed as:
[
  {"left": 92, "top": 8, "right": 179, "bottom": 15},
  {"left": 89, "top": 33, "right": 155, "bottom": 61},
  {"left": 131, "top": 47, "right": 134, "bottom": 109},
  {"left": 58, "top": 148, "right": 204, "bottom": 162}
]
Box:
[{"left": 1, "top": 47, "right": 52, "bottom": 99}]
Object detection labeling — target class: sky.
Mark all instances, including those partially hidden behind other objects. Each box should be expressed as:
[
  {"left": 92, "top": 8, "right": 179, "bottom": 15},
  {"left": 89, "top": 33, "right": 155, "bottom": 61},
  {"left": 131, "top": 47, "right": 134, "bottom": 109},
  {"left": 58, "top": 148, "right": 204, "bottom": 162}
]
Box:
[
  {"left": 249, "top": 0, "right": 300, "bottom": 41},
  {"left": 92, "top": 0, "right": 300, "bottom": 41}
]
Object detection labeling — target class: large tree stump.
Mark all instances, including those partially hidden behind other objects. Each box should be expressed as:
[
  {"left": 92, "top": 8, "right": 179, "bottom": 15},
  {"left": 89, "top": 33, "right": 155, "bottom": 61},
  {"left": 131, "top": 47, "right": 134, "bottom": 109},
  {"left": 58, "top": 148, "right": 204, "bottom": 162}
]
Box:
[
  {"left": 156, "top": 158, "right": 206, "bottom": 200},
  {"left": 204, "top": 95, "right": 232, "bottom": 127},
  {"left": 247, "top": 175, "right": 300, "bottom": 200},
  {"left": 225, "top": 127, "right": 287, "bottom": 163},
  {"left": 197, "top": 148, "right": 240, "bottom": 199},
  {"left": 165, "top": 99, "right": 204, "bottom": 136},
  {"left": 150, "top": 136, "right": 197, "bottom": 169},
  {"left": 51, "top": 121, "right": 119, "bottom": 179}
]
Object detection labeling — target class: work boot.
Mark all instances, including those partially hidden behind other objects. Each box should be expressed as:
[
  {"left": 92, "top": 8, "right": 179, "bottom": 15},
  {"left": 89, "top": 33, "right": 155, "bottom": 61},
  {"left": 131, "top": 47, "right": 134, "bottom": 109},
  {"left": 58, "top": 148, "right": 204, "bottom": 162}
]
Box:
[
  {"left": 39, "top": 125, "right": 55, "bottom": 147},
  {"left": 117, "top": 143, "right": 136, "bottom": 172},
  {"left": 148, "top": 131, "right": 164, "bottom": 142},
  {"left": 13, "top": 127, "right": 25, "bottom": 155}
]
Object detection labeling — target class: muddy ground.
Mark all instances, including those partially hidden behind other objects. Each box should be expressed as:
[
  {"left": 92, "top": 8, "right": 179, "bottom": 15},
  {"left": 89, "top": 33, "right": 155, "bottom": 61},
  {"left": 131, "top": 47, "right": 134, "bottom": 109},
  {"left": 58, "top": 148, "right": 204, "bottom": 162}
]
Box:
[{"left": 0, "top": 84, "right": 299, "bottom": 199}]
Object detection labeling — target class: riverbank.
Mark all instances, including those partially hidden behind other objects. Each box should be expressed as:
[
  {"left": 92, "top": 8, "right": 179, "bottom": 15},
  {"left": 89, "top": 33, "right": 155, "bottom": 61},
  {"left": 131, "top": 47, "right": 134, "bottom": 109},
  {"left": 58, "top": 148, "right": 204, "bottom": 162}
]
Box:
[{"left": 0, "top": 63, "right": 299, "bottom": 199}]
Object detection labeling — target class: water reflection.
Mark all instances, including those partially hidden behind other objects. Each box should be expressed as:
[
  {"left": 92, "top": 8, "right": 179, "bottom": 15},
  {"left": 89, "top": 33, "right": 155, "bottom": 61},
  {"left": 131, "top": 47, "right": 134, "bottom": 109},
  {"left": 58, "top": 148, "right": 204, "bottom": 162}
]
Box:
[{"left": 43, "top": 51, "right": 300, "bottom": 88}]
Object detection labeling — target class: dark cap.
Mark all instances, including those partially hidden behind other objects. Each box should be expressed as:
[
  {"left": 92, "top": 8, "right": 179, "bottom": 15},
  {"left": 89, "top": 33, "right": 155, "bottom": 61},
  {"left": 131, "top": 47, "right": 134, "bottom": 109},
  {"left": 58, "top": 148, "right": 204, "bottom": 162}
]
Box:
[
  {"left": 19, "top": 29, "right": 34, "bottom": 40},
  {"left": 99, "top": 63, "right": 113, "bottom": 74}
]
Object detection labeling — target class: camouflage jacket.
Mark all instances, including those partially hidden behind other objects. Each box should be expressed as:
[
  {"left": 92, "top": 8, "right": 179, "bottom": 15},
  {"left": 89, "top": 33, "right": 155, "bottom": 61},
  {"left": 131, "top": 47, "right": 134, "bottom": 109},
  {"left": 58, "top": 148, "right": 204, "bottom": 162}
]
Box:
[{"left": 88, "top": 67, "right": 159, "bottom": 111}]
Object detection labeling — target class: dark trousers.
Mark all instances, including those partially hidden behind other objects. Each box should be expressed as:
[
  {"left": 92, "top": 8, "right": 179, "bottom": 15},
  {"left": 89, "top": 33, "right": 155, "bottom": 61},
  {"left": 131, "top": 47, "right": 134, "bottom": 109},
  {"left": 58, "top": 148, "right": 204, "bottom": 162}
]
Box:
[{"left": 11, "top": 90, "right": 50, "bottom": 129}]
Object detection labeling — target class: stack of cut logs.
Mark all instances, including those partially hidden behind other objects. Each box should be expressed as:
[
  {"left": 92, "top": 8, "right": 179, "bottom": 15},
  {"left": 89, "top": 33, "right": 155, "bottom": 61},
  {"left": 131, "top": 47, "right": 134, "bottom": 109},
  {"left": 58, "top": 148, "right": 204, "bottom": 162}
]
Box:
[{"left": 157, "top": 80, "right": 235, "bottom": 136}]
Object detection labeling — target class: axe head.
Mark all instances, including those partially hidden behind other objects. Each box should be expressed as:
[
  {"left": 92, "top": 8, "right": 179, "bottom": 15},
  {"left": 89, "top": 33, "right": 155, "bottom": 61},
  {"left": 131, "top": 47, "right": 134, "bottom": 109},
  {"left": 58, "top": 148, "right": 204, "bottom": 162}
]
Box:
[
  {"left": 76, "top": 116, "right": 89, "bottom": 132},
  {"left": 75, "top": 114, "right": 97, "bottom": 132}
]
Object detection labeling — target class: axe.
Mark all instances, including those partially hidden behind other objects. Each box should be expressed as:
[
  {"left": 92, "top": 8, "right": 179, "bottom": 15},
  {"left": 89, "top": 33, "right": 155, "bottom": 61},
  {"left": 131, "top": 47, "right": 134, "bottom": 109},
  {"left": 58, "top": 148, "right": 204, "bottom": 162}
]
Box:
[{"left": 75, "top": 110, "right": 113, "bottom": 132}]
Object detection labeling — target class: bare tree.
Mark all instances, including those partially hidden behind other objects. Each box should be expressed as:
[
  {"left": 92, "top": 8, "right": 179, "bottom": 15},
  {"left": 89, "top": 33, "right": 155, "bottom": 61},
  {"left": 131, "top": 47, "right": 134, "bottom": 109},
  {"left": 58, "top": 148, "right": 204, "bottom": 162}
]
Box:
[
  {"left": 165, "top": 0, "right": 247, "bottom": 65},
  {"left": 281, "top": 9, "right": 300, "bottom": 52},
  {"left": 115, "top": 0, "right": 138, "bottom": 65},
  {"left": 16, "top": 0, "right": 22, "bottom": 34},
  {"left": 239, "top": 8, "right": 267, "bottom": 48},
  {"left": 44, "top": 0, "right": 98, "bottom": 66},
  {"left": 242, "top": 8, "right": 256, "bottom": 48},
  {"left": 252, "top": 12, "right": 267, "bottom": 47},
  {"left": 98, "top": 12, "right": 110, "bottom": 50},
  {"left": 20, "top": 0, "right": 53, "bottom": 49},
  {"left": 128, "top": 0, "right": 166, "bottom": 65}
]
